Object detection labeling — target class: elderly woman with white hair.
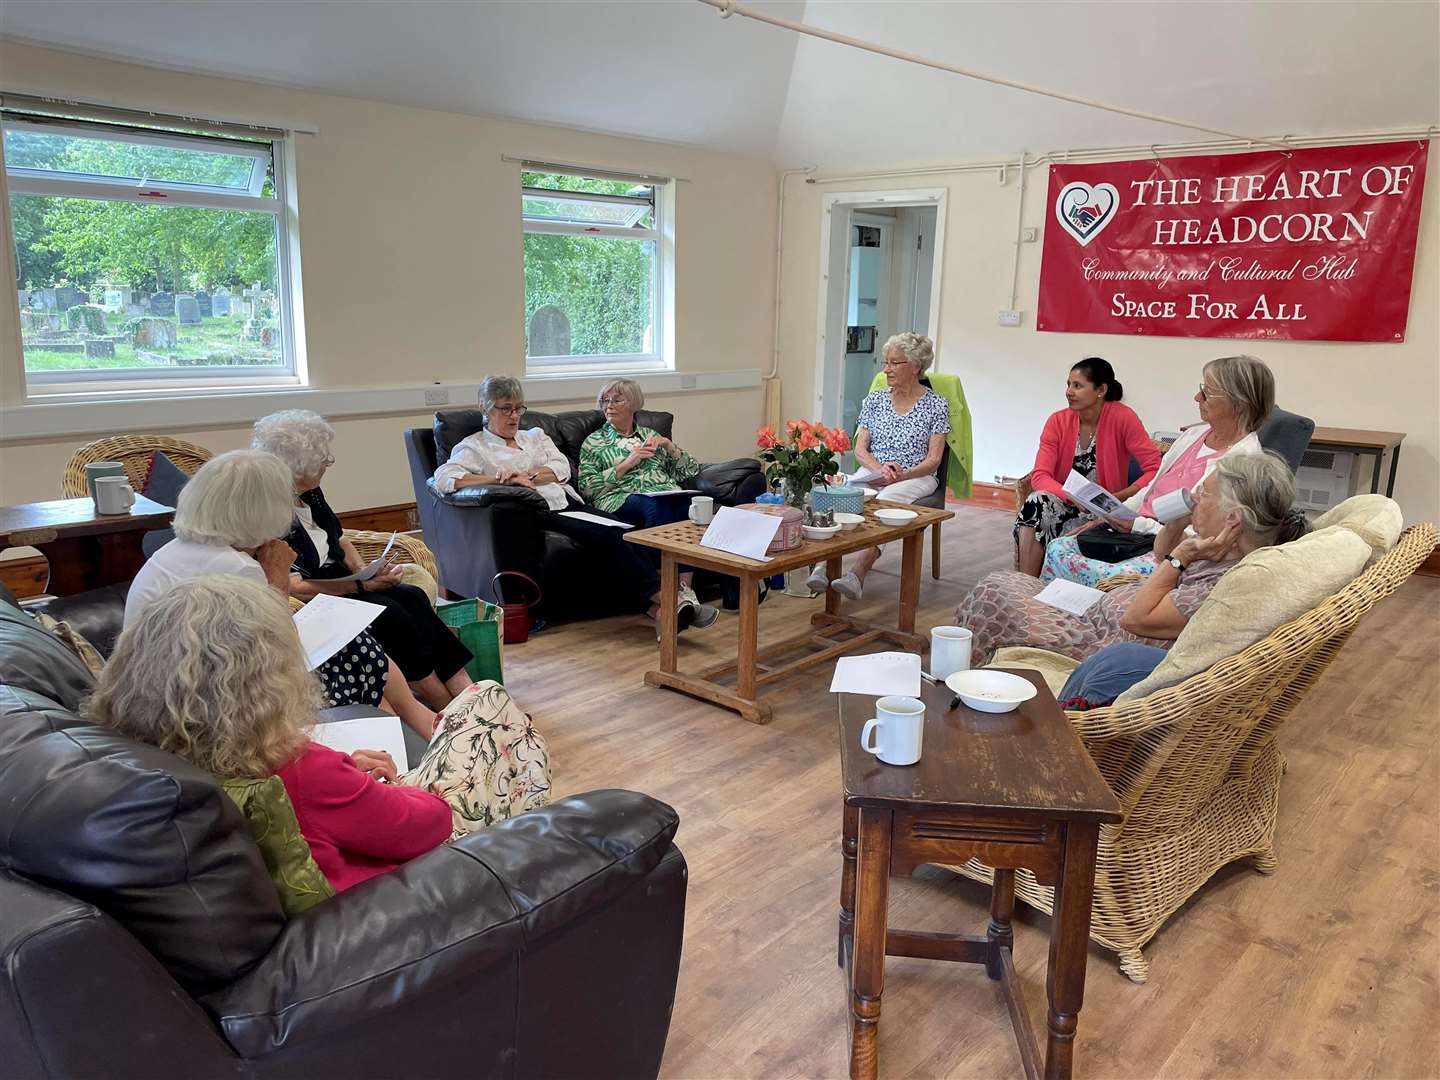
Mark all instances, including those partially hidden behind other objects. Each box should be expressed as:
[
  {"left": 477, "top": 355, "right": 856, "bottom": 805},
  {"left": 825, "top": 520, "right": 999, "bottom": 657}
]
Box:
[
  {"left": 253, "top": 409, "right": 474, "bottom": 709},
  {"left": 578, "top": 377, "right": 717, "bottom": 629},
  {"left": 124, "top": 449, "right": 439, "bottom": 737},
  {"left": 807, "top": 331, "right": 951, "bottom": 600}
]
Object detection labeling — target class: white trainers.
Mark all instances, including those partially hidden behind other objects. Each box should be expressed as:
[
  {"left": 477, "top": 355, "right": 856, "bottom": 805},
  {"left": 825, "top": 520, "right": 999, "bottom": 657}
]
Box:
[
  {"left": 830, "top": 572, "right": 864, "bottom": 601},
  {"left": 805, "top": 565, "right": 830, "bottom": 593}
]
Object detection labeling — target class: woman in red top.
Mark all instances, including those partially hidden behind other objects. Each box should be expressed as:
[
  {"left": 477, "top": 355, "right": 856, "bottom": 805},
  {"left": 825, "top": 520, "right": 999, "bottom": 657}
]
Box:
[
  {"left": 88, "top": 576, "right": 550, "bottom": 893},
  {"left": 1014, "top": 358, "right": 1161, "bottom": 576}
]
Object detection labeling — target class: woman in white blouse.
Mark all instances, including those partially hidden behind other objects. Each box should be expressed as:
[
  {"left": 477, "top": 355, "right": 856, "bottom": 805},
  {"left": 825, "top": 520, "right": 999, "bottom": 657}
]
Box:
[{"left": 434, "top": 375, "right": 708, "bottom": 632}]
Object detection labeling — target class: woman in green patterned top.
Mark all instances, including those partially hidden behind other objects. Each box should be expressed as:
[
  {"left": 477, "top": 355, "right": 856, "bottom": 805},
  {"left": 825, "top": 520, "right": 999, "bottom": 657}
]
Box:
[{"left": 580, "top": 378, "right": 717, "bottom": 628}]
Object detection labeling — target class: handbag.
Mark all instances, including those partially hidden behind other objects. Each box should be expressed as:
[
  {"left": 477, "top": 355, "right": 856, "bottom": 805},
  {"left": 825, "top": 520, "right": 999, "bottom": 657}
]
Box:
[{"left": 1076, "top": 524, "right": 1155, "bottom": 562}]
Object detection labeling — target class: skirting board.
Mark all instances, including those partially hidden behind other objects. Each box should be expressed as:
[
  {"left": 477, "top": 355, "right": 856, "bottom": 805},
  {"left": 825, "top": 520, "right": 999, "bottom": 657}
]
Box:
[
  {"left": 0, "top": 368, "right": 762, "bottom": 443},
  {"left": 962, "top": 482, "right": 1017, "bottom": 513}
]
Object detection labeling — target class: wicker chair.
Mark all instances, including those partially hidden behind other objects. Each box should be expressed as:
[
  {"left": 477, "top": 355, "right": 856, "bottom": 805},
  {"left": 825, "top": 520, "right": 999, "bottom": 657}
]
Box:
[
  {"left": 944, "top": 523, "right": 1437, "bottom": 983},
  {"left": 61, "top": 436, "right": 440, "bottom": 585}
]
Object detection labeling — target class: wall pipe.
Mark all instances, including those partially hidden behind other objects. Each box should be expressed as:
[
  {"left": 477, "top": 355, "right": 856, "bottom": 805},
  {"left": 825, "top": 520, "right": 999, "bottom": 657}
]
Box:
[{"left": 767, "top": 165, "right": 816, "bottom": 380}]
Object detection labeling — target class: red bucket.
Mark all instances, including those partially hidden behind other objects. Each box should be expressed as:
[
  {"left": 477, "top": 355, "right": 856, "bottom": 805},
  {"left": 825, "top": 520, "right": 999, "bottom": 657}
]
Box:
[{"left": 491, "top": 571, "right": 543, "bottom": 644}]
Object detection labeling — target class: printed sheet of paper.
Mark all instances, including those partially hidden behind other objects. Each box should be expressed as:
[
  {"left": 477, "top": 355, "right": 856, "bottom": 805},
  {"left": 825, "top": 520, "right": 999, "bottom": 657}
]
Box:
[
  {"left": 559, "top": 510, "right": 631, "bottom": 528},
  {"left": 293, "top": 593, "right": 383, "bottom": 670},
  {"left": 634, "top": 488, "right": 701, "bottom": 498},
  {"left": 320, "top": 532, "right": 400, "bottom": 583},
  {"left": 698, "top": 506, "right": 780, "bottom": 561},
  {"left": 845, "top": 466, "right": 887, "bottom": 485},
  {"left": 1034, "top": 578, "right": 1107, "bottom": 616},
  {"left": 312, "top": 714, "right": 410, "bottom": 772},
  {"left": 829, "top": 651, "right": 923, "bottom": 697},
  {"left": 1062, "top": 470, "right": 1137, "bottom": 522}
]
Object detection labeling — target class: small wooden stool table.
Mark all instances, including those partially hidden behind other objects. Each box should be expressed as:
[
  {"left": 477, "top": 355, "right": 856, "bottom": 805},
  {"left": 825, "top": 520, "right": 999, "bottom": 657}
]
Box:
[
  {"left": 0, "top": 495, "right": 174, "bottom": 596},
  {"left": 837, "top": 671, "right": 1121, "bottom": 1080}
]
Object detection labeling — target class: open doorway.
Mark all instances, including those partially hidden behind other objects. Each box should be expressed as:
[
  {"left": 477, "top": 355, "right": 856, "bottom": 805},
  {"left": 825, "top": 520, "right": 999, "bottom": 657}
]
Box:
[{"left": 814, "top": 189, "right": 946, "bottom": 444}]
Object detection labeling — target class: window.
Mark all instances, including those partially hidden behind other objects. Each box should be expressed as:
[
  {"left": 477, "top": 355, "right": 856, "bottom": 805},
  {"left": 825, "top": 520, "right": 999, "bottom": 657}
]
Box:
[
  {"left": 522, "top": 165, "right": 668, "bottom": 373},
  {"left": 4, "top": 104, "right": 297, "bottom": 390}
]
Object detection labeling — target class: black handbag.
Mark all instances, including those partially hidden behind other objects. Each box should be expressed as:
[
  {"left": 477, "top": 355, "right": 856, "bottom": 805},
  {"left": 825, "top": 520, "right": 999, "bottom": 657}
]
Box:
[{"left": 1076, "top": 524, "right": 1155, "bottom": 562}]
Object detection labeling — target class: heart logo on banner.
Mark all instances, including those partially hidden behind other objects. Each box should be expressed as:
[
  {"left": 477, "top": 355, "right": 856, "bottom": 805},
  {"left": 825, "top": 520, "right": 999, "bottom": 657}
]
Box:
[{"left": 1054, "top": 181, "right": 1120, "bottom": 246}]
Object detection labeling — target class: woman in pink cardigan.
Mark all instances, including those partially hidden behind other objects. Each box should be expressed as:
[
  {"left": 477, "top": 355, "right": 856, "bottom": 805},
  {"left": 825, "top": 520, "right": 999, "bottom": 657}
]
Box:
[{"left": 1014, "top": 358, "right": 1161, "bottom": 576}]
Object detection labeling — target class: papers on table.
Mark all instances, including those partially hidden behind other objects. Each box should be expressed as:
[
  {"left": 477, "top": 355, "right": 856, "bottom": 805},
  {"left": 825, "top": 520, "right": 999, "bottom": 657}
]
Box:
[
  {"left": 1034, "top": 578, "right": 1107, "bottom": 616},
  {"left": 293, "top": 594, "right": 383, "bottom": 670},
  {"left": 318, "top": 532, "right": 400, "bottom": 583},
  {"left": 559, "top": 510, "right": 631, "bottom": 528},
  {"left": 312, "top": 714, "right": 410, "bottom": 772},
  {"left": 1062, "top": 470, "right": 1137, "bottom": 523},
  {"left": 698, "top": 505, "right": 780, "bottom": 561},
  {"left": 830, "top": 651, "right": 923, "bottom": 697}
]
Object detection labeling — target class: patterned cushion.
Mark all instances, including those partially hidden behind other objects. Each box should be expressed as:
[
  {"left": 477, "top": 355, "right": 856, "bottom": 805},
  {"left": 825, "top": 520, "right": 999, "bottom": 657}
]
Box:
[{"left": 220, "top": 775, "right": 335, "bottom": 917}]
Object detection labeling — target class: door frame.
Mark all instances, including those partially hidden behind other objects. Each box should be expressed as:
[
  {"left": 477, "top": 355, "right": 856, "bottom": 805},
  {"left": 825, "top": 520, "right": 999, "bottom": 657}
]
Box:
[{"left": 812, "top": 187, "right": 948, "bottom": 425}]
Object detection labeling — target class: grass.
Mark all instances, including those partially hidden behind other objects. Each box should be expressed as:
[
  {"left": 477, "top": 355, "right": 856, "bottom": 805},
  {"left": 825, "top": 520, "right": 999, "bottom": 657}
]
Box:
[{"left": 21, "top": 311, "right": 280, "bottom": 371}]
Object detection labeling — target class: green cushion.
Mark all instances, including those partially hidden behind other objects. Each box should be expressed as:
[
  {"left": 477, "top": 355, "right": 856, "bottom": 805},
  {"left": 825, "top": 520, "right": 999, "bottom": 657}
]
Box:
[{"left": 220, "top": 775, "right": 335, "bottom": 917}]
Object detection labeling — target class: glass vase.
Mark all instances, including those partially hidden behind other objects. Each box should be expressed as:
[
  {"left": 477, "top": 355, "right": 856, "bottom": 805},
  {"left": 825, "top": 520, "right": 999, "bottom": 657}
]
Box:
[{"left": 781, "top": 476, "right": 812, "bottom": 509}]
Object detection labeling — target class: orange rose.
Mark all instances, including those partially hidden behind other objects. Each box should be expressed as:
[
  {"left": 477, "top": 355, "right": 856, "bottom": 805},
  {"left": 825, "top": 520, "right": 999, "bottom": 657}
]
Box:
[{"left": 756, "top": 425, "right": 778, "bottom": 450}]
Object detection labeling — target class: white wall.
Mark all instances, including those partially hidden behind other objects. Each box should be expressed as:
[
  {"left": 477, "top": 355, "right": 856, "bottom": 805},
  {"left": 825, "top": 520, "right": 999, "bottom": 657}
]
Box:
[
  {"left": 778, "top": 148, "right": 1440, "bottom": 525},
  {"left": 0, "top": 40, "right": 777, "bottom": 511}
]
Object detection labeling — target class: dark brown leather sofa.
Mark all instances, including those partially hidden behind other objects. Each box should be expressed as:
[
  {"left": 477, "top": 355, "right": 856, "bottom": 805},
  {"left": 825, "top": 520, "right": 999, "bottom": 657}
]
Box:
[{"left": 0, "top": 585, "right": 687, "bottom": 1079}]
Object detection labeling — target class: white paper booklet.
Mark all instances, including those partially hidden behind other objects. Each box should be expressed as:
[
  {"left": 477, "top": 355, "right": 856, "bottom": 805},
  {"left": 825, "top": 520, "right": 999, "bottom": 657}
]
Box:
[
  {"left": 293, "top": 594, "right": 384, "bottom": 670},
  {"left": 559, "top": 510, "right": 631, "bottom": 528},
  {"left": 1034, "top": 578, "right": 1107, "bottom": 616},
  {"left": 845, "top": 466, "right": 887, "bottom": 485},
  {"left": 312, "top": 714, "right": 410, "bottom": 772},
  {"left": 699, "top": 506, "right": 780, "bottom": 561},
  {"left": 830, "top": 651, "right": 923, "bottom": 696},
  {"left": 1062, "top": 470, "right": 1137, "bottom": 522},
  {"left": 318, "top": 532, "right": 399, "bottom": 583},
  {"left": 634, "top": 489, "right": 701, "bottom": 498}
]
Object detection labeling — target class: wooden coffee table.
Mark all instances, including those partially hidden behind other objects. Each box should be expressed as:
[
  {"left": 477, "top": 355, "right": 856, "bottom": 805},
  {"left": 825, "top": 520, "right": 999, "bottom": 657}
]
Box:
[
  {"left": 0, "top": 495, "right": 174, "bottom": 596},
  {"left": 837, "top": 671, "right": 1122, "bottom": 1079},
  {"left": 625, "top": 499, "right": 953, "bottom": 724}
]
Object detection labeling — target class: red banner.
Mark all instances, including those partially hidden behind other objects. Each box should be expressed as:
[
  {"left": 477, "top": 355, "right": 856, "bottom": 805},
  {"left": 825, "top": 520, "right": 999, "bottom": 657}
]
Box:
[{"left": 1036, "top": 141, "right": 1428, "bottom": 342}]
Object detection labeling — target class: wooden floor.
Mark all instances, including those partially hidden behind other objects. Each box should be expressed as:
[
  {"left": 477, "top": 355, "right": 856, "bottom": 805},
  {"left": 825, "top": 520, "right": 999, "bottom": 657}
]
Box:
[{"left": 499, "top": 505, "right": 1440, "bottom": 1079}]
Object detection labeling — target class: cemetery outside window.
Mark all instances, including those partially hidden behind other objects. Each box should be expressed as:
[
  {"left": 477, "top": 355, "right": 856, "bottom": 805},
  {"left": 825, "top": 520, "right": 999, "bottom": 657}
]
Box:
[{"left": 3, "top": 106, "right": 296, "bottom": 389}]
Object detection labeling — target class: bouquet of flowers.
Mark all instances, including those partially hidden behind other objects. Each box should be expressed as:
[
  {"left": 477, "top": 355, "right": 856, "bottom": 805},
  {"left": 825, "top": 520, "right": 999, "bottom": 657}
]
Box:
[{"left": 756, "top": 420, "right": 851, "bottom": 506}]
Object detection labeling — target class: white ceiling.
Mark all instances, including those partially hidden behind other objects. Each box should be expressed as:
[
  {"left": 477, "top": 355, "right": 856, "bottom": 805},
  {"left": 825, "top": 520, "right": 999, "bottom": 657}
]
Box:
[{"left": 1, "top": 0, "right": 1435, "bottom": 169}]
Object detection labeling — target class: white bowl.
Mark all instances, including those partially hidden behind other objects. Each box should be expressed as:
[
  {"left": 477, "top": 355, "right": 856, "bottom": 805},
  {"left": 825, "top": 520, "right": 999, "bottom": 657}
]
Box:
[
  {"left": 802, "top": 523, "right": 841, "bottom": 540},
  {"left": 944, "top": 669, "right": 1038, "bottom": 714},
  {"left": 833, "top": 512, "right": 865, "bottom": 532},
  {"left": 859, "top": 486, "right": 879, "bottom": 502},
  {"left": 874, "top": 507, "right": 918, "bottom": 526}
]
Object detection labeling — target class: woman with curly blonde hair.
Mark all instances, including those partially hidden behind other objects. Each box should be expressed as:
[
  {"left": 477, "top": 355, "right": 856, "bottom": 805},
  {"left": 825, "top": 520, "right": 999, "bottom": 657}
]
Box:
[{"left": 90, "top": 577, "right": 551, "bottom": 893}]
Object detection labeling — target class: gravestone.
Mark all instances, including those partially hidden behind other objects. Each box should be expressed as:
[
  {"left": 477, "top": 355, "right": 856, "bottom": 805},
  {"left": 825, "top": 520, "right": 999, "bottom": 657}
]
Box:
[
  {"left": 195, "top": 291, "right": 213, "bottom": 317},
  {"left": 528, "top": 304, "right": 571, "bottom": 357},
  {"left": 242, "top": 318, "right": 262, "bottom": 342},
  {"left": 175, "top": 294, "right": 202, "bottom": 325},
  {"left": 35, "top": 288, "right": 57, "bottom": 310},
  {"left": 17, "top": 289, "right": 28, "bottom": 311},
  {"left": 149, "top": 291, "right": 175, "bottom": 316},
  {"left": 259, "top": 327, "right": 279, "bottom": 348},
  {"left": 84, "top": 339, "right": 115, "bottom": 359},
  {"left": 54, "top": 286, "right": 83, "bottom": 311},
  {"left": 102, "top": 288, "right": 125, "bottom": 312},
  {"left": 66, "top": 304, "right": 108, "bottom": 335},
  {"left": 133, "top": 318, "right": 178, "bottom": 349},
  {"left": 211, "top": 288, "right": 231, "bottom": 317}
]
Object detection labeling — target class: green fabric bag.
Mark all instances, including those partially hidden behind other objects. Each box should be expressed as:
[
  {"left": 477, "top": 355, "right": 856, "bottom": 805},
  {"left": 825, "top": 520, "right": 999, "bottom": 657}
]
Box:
[
  {"left": 220, "top": 775, "right": 335, "bottom": 917},
  {"left": 437, "top": 598, "right": 505, "bottom": 684}
]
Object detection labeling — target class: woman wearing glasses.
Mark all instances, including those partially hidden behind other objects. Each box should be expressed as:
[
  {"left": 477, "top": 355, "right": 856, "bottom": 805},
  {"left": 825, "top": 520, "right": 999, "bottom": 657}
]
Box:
[
  {"left": 807, "top": 332, "right": 950, "bottom": 601},
  {"left": 435, "top": 375, "right": 700, "bottom": 632},
  {"left": 1042, "top": 354, "right": 1272, "bottom": 587}
]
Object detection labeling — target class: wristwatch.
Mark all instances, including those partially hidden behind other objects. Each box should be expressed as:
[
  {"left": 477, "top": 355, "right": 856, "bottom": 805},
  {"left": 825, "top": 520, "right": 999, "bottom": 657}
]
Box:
[{"left": 1166, "top": 555, "right": 1187, "bottom": 572}]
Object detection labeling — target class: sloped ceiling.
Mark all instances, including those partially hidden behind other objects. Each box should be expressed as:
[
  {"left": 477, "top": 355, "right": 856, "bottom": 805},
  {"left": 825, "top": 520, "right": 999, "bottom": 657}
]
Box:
[{"left": 1, "top": 0, "right": 1435, "bottom": 169}]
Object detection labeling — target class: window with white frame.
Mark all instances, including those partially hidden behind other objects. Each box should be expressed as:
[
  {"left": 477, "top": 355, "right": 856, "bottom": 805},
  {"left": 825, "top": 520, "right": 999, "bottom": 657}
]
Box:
[
  {"left": 3, "top": 101, "right": 297, "bottom": 388},
  {"left": 522, "top": 164, "right": 668, "bottom": 373}
]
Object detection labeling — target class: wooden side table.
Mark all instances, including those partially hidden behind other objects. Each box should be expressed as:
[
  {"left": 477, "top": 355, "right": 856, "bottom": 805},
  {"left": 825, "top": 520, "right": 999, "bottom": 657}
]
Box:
[
  {"left": 837, "top": 672, "right": 1122, "bottom": 1079},
  {"left": 1306, "top": 426, "right": 1406, "bottom": 497},
  {"left": 0, "top": 496, "right": 174, "bottom": 596}
]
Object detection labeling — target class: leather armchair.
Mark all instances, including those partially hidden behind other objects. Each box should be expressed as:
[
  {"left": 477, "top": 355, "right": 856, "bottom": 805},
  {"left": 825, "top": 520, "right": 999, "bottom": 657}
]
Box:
[
  {"left": 0, "top": 593, "right": 688, "bottom": 1079},
  {"left": 406, "top": 406, "right": 764, "bottom": 615}
]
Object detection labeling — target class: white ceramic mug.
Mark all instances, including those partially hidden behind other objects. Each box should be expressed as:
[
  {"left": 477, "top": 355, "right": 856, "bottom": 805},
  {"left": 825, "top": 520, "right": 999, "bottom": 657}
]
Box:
[
  {"left": 860, "top": 695, "right": 926, "bottom": 766},
  {"left": 93, "top": 475, "right": 136, "bottom": 515},
  {"left": 688, "top": 495, "right": 715, "bottom": 525},
  {"left": 84, "top": 460, "right": 127, "bottom": 502},
  {"left": 930, "top": 625, "right": 974, "bottom": 681}
]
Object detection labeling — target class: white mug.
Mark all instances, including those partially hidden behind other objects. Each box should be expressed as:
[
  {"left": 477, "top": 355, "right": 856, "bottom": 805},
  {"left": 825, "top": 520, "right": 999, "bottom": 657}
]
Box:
[
  {"left": 687, "top": 495, "right": 715, "bottom": 525},
  {"left": 93, "top": 475, "right": 136, "bottom": 515},
  {"left": 860, "top": 695, "right": 926, "bottom": 766},
  {"left": 930, "top": 625, "right": 974, "bottom": 681}
]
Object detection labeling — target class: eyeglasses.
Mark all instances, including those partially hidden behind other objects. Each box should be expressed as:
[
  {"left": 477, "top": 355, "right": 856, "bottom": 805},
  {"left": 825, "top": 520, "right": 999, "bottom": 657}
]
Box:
[
  {"left": 1197, "top": 384, "right": 1228, "bottom": 401},
  {"left": 599, "top": 395, "right": 628, "bottom": 407},
  {"left": 489, "top": 402, "right": 526, "bottom": 416}
]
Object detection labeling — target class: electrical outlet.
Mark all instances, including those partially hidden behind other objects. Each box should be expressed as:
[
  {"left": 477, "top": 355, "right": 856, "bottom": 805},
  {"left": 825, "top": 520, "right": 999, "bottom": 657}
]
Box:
[
  {"left": 997, "top": 310, "right": 1022, "bottom": 328},
  {"left": 680, "top": 374, "right": 698, "bottom": 389},
  {"left": 424, "top": 387, "right": 450, "bottom": 406},
  {"left": 1022, "top": 227, "right": 1039, "bottom": 243}
]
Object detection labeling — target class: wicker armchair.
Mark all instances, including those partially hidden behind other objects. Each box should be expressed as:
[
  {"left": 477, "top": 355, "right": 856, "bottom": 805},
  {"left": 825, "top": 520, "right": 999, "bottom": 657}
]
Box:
[
  {"left": 945, "top": 523, "right": 1437, "bottom": 983},
  {"left": 61, "top": 436, "right": 440, "bottom": 586}
]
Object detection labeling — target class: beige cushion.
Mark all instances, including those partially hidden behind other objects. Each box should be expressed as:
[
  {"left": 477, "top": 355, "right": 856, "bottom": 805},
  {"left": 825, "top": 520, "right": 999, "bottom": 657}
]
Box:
[
  {"left": 1313, "top": 494, "right": 1403, "bottom": 566},
  {"left": 1117, "top": 525, "right": 1372, "bottom": 703},
  {"left": 989, "top": 647, "right": 1078, "bottom": 697}
]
